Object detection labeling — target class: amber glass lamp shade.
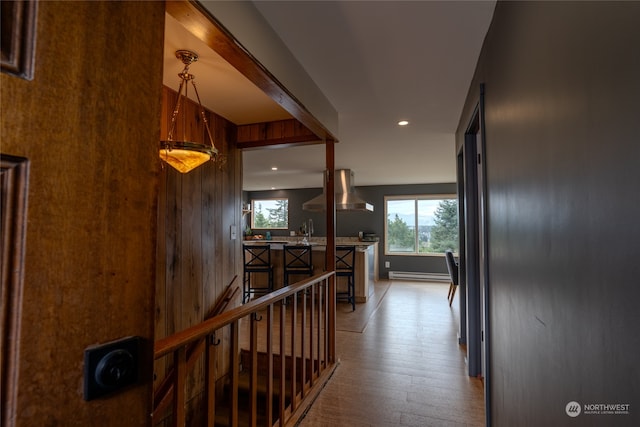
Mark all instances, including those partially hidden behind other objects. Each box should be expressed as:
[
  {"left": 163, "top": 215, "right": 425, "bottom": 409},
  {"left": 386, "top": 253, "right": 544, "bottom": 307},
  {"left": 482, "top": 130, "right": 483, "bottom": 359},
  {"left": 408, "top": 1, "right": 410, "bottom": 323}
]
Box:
[{"left": 159, "top": 141, "right": 216, "bottom": 173}]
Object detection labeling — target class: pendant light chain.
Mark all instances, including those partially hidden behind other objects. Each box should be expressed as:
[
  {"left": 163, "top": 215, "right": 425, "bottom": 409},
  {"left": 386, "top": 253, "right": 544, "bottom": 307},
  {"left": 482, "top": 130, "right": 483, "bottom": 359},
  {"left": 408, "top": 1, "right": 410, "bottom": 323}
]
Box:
[{"left": 159, "top": 50, "right": 219, "bottom": 173}]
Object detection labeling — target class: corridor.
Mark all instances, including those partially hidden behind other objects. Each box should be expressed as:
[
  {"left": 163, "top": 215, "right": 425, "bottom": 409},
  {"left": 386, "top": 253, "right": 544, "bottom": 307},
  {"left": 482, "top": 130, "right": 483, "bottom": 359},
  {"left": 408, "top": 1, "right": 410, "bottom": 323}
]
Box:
[{"left": 298, "top": 280, "right": 485, "bottom": 426}]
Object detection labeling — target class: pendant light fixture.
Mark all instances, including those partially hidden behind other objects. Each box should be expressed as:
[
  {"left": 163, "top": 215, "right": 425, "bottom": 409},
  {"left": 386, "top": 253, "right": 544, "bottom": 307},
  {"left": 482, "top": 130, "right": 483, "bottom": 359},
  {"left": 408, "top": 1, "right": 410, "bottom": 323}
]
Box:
[{"left": 160, "top": 50, "right": 218, "bottom": 173}]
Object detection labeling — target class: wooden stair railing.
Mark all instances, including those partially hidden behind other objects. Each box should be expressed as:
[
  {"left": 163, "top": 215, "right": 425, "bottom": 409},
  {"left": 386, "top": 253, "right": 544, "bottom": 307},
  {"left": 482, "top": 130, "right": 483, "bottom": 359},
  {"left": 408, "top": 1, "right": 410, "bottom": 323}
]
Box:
[
  {"left": 153, "top": 271, "right": 336, "bottom": 427},
  {"left": 153, "top": 277, "right": 240, "bottom": 421}
]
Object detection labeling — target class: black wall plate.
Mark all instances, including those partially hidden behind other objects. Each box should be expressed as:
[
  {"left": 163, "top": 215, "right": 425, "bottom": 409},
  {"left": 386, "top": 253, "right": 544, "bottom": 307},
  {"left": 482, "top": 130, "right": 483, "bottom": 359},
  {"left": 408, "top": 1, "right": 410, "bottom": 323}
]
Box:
[{"left": 83, "top": 336, "right": 141, "bottom": 401}]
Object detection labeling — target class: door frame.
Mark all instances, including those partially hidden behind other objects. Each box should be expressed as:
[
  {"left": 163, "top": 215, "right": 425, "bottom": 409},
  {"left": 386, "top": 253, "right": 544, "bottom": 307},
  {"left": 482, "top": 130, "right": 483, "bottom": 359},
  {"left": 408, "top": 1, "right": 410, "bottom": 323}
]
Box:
[{"left": 457, "top": 84, "right": 491, "bottom": 425}]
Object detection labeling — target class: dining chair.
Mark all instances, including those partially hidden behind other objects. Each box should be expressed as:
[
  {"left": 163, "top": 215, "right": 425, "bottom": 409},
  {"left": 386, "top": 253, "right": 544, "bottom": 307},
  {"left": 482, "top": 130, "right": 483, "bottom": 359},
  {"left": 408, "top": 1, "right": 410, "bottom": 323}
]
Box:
[{"left": 445, "top": 250, "right": 459, "bottom": 306}]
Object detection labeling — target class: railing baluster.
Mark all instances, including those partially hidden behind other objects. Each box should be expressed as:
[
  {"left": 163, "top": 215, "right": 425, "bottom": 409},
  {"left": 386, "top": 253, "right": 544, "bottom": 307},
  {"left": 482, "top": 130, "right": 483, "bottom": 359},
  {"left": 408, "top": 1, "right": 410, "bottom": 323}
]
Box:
[
  {"left": 205, "top": 333, "right": 217, "bottom": 427},
  {"left": 317, "top": 282, "right": 322, "bottom": 374},
  {"left": 278, "top": 300, "right": 286, "bottom": 426},
  {"left": 328, "top": 276, "right": 336, "bottom": 363},
  {"left": 315, "top": 283, "right": 320, "bottom": 378},
  {"left": 250, "top": 313, "right": 258, "bottom": 427},
  {"left": 322, "top": 281, "right": 326, "bottom": 371},
  {"left": 172, "top": 347, "right": 186, "bottom": 427},
  {"left": 153, "top": 272, "right": 335, "bottom": 427},
  {"left": 316, "top": 283, "right": 320, "bottom": 378},
  {"left": 266, "top": 304, "right": 274, "bottom": 427},
  {"left": 309, "top": 283, "right": 315, "bottom": 387},
  {"left": 323, "top": 278, "right": 329, "bottom": 367},
  {"left": 319, "top": 283, "right": 322, "bottom": 374},
  {"left": 301, "top": 285, "right": 307, "bottom": 397},
  {"left": 230, "top": 320, "right": 239, "bottom": 427},
  {"left": 290, "top": 292, "right": 298, "bottom": 411}
]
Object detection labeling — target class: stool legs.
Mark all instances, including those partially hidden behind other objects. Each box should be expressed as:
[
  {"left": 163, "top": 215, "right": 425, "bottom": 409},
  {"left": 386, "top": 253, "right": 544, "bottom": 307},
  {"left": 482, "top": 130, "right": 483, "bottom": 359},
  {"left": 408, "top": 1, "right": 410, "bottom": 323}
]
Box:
[
  {"left": 243, "top": 271, "right": 251, "bottom": 304},
  {"left": 242, "top": 270, "right": 273, "bottom": 303},
  {"left": 337, "top": 274, "right": 355, "bottom": 311}
]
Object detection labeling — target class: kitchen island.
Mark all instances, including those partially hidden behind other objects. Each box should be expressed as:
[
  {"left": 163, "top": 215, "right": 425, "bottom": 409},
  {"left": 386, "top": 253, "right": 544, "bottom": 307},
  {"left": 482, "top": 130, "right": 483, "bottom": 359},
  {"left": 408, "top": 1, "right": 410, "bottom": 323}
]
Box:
[{"left": 243, "top": 238, "right": 378, "bottom": 302}]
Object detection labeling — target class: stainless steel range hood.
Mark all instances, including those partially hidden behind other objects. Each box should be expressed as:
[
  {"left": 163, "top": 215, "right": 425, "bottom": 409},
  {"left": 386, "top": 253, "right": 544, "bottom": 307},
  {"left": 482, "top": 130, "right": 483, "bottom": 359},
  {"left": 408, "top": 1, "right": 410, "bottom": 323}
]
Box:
[{"left": 302, "top": 169, "right": 374, "bottom": 212}]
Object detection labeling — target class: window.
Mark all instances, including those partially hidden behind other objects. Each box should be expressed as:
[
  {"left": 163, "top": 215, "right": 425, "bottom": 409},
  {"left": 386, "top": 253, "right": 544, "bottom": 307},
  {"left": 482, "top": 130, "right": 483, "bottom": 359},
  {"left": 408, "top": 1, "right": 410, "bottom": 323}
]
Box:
[
  {"left": 385, "top": 195, "right": 458, "bottom": 255},
  {"left": 251, "top": 198, "right": 288, "bottom": 229}
]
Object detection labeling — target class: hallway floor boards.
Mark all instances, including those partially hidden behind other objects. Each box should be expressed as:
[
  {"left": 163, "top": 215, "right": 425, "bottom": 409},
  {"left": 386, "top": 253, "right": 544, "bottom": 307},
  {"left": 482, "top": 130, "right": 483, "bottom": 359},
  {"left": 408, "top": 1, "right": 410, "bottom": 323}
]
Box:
[{"left": 298, "top": 280, "right": 485, "bottom": 427}]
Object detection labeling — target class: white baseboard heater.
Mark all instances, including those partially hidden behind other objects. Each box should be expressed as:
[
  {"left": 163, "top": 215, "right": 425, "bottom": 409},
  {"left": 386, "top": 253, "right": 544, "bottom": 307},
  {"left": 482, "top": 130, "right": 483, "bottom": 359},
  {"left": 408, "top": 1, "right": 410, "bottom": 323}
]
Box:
[{"left": 388, "top": 271, "right": 450, "bottom": 282}]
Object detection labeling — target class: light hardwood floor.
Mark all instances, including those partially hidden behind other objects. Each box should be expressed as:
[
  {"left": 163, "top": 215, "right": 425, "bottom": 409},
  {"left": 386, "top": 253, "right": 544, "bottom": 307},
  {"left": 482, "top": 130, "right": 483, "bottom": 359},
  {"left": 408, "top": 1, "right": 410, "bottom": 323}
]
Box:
[{"left": 297, "top": 280, "right": 485, "bottom": 427}]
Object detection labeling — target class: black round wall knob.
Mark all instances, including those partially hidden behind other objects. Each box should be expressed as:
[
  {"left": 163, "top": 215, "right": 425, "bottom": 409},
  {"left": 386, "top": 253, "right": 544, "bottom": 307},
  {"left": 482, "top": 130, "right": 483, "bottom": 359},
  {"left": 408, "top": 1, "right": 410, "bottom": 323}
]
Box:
[{"left": 94, "top": 349, "right": 134, "bottom": 389}]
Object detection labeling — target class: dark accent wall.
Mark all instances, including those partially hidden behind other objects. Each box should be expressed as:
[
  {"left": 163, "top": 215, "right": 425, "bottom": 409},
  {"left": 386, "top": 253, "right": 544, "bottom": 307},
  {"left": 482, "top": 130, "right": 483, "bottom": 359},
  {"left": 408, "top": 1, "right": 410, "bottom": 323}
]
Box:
[
  {"left": 246, "top": 182, "right": 456, "bottom": 278},
  {"left": 457, "top": 2, "right": 640, "bottom": 425}
]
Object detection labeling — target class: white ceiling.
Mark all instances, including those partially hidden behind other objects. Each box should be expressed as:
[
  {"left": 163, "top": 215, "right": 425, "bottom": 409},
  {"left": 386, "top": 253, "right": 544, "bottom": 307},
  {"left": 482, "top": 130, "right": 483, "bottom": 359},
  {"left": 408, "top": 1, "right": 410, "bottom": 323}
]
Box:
[
  {"left": 163, "top": 14, "right": 292, "bottom": 125},
  {"left": 164, "top": 1, "right": 496, "bottom": 191}
]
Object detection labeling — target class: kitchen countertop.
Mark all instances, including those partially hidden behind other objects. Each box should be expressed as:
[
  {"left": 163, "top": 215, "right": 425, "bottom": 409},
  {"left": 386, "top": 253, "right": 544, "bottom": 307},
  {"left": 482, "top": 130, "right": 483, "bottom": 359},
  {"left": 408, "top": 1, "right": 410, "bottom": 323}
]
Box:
[
  {"left": 243, "top": 236, "right": 378, "bottom": 302},
  {"left": 243, "top": 237, "right": 378, "bottom": 250}
]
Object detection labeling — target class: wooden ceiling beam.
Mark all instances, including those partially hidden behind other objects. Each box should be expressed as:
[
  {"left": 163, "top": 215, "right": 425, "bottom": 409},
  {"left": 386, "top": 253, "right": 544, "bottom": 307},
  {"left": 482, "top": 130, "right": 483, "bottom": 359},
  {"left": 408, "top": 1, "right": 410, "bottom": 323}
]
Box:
[
  {"left": 236, "top": 119, "right": 320, "bottom": 149},
  {"left": 166, "top": 1, "right": 336, "bottom": 146}
]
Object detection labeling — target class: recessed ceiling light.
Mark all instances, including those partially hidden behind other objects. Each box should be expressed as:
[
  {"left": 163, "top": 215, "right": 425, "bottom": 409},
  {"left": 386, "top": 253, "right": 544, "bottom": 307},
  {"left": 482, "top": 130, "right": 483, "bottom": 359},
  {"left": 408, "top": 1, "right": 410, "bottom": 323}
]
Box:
[
  {"left": 398, "top": 120, "right": 409, "bottom": 126},
  {"left": 271, "top": 167, "right": 278, "bottom": 171}
]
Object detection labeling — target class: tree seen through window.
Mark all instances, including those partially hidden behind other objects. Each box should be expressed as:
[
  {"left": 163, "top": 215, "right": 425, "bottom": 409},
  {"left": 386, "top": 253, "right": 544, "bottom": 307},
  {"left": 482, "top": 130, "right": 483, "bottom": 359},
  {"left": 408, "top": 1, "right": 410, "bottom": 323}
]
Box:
[
  {"left": 385, "top": 196, "right": 458, "bottom": 255},
  {"left": 251, "top": 199, "right": 288, "bottom": 229}
]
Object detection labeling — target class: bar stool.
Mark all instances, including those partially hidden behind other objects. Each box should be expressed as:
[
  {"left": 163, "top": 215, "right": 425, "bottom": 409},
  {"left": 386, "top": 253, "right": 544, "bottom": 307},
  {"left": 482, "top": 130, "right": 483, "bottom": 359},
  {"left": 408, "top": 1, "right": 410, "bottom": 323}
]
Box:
[
  {"left": 242, "top": 244, "right": 274, "bottom": 303},
  {"left": 283, "top": 245, "right": 314, "bottom": 287},
  {"left": 335, "top": 245, "right": 356, "bottom": 310}
]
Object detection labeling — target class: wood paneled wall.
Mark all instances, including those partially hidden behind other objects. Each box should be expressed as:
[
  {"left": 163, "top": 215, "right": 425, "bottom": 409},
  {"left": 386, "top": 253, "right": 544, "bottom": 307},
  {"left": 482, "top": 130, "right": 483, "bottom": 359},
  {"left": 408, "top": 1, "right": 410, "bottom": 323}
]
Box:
[
  {"left": 0, "top": 2, "right": 165, "bottom": 425},
  {"left": 155, "top": 87, "right": 243, "bottom": 423}
]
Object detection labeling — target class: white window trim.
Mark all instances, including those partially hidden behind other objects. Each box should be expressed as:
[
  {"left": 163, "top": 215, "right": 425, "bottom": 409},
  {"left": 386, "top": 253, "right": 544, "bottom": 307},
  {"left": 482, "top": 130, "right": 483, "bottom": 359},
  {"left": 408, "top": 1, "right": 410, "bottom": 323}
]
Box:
[
  {"left": 384, "top": 194, "right": 457, "bottom": 256},
  {"left": 250, "top": 198, "right": 289, "bottom": 230}
]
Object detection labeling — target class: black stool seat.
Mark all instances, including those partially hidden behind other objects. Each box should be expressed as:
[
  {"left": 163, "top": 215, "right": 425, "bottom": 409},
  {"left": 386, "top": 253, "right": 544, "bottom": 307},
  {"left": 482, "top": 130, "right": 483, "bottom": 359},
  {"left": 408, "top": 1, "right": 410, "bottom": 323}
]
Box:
[
  {"left": 335, "top": 245, "right": 356, "bottom": 311},
  {"left": 283, "top": 245, "right": 314, "bottom": 287},
  {"left": 242, "top": 244, "right": 274, "bottom": 303}
]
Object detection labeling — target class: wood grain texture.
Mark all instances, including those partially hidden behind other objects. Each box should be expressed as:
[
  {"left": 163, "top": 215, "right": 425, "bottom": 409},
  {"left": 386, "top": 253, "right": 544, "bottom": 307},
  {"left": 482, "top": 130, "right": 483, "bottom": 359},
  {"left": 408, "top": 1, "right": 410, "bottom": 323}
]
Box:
[
  {"left": 299, "top": 281, "right": 485, "bottom": 427},
  {"left": 236, "top": 119, "right": 320, "bottom": 149},
  {"left": 0, "top": 0, "right": 37, "bottom": 80},
  {"left": 0, "top": 155, "right": 29, "bottom": 427},
  {"left": 155, "top": 86, "right": 243, "bottom": 423},
  {"left": 0, "top": 1, "right": 165, "bottom": 425}
]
